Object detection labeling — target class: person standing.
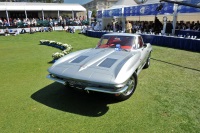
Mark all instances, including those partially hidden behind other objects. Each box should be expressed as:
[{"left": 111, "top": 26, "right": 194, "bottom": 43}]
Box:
[
  {"left": 112, "top": 19, "right": 117, "bottom": 32},
  {"left": 125, "top": 21, "right": 132, "bottom": 33},
  {"left": 166, "top": 21, "right": 173, "bottom": 36},
  {"left": 154, "top": 17, "right": 163, "bottom": 34}
]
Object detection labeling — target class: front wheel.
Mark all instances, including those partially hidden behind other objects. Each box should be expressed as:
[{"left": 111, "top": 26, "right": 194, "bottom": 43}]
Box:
[{"left": 115, "top": 72, "right": 137, "bottom": 101}]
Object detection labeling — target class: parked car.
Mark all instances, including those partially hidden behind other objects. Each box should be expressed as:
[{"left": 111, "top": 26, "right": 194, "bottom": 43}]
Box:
[{"left": 47, "top": 33, "right": 152, "bottom": 101}]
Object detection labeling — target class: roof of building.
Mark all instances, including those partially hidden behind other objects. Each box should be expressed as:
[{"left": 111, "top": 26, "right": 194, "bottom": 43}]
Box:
[{"left": 0, "top": 2, "right": 86, "bottom": 11}]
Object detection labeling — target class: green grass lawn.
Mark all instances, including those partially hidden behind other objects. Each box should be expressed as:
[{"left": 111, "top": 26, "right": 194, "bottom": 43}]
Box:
[{"left": 0, "top": 31, "right": 200, "bottom": 132}]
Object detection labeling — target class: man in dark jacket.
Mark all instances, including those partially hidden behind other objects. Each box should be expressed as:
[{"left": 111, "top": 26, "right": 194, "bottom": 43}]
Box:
[
  {"left": 154, "top": 17, "right": 163, "bottom": 34},
  {"left": 166, "top": 21, "right": 173, "bottom": 36}
]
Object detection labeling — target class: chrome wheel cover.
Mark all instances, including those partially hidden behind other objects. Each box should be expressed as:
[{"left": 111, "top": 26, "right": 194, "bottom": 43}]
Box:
[
  {"left": 147, "top": 56, "right": 150, "bottom": 65},
  {"left": 123, "top": 76, "right": 135, "bottom": 96}
]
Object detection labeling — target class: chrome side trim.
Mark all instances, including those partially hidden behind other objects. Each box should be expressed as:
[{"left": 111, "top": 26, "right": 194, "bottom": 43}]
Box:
[
  {"left": 46, "top": 74, "right": 66, "bottom": 85},
  {"left": 85, "top": 86, "right": 128, "bottom": 94}
]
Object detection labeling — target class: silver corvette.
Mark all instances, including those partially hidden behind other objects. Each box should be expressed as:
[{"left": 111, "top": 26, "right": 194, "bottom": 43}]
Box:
[{"left": 47, "top": 33, "right": 152, "bottom": 101}]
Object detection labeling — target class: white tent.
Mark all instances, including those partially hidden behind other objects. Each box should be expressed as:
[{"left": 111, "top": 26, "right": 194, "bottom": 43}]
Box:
[
  {"left": 101, "top": 0, "right": 200, "bottom": 34},
  {"left": 101, "top": 0, "right": 139, "bottom": 31},
  {"left": 0, "top": 2, "right": 86, "bottom": 11},
  {"left": 109, "top": 0, "right": 138, "bottom": 9},
  {"left": 125, "top": 0, "right": 161, "bottom": 21},
  {"left": 101, "top": 0, "right": 164, "bottom": 31},
  {"left": 0, "top": 2, "right": 86, "bottom": 23}
]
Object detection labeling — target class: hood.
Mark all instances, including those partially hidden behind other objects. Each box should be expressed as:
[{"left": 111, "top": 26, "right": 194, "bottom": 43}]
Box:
[{"left": 48, "top": 48, "right": 137, "bottom": 84}]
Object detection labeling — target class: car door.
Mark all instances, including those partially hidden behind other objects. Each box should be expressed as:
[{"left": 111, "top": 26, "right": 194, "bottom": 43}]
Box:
[{"left": 137, "top": 36, "right": 149, "bottom": 70}]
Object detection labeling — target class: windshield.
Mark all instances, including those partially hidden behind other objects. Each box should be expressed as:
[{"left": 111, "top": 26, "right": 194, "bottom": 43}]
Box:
[{"left": 97, "top": 35, "right": 136, "bottom": 50}]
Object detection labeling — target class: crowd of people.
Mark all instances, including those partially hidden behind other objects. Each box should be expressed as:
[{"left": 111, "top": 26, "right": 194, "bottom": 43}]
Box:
[
  {"left": 1, "top": 14, "right": 200, "bottom": 36},
  {"left": 103, "top": 18, "right": 200, "bottom": 34},
  {"left": 103, "top": 18, "right": 163, "bottom": 34},
  {"left": 1, "top": 24, "right": 78, "bottom": 36},
  {"left": 2, "top": 26, "right": 53, "bottom": 36},
  {"left": 176, "top": 21, "right": 200, "bottom": 31},
  {"left": 0, "top": 15, "right": 88, "bottom": 28},
  {"left": 0, "top": 15, "right": 89, "bottom": 36}
]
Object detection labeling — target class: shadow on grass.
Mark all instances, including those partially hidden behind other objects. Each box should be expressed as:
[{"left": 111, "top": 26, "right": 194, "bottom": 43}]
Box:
[
  {"left": 48, "top": 60, "right": 55, "bottom": 64},
  {"left": 31, "top": 82, "right": 120, "bottom": 117},
  {"left": 152, "top": 58, "right": 200, "bottom": 72}
]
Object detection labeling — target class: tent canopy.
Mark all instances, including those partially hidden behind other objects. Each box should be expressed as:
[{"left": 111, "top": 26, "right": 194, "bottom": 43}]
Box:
[
  {"left": 108, "top": 0, "right": 138, "bottom": 9},
  {"left": 108, "top": 0, "right": 163, "bottom": 9},
  {"left": 0, "top": 2, "right": 86, "bottom": 12},
  {"left": 144, "top": 0, "right": 160, "bottom": 4}
]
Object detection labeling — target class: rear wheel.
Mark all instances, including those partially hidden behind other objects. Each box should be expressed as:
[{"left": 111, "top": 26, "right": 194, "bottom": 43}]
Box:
[
  {"left": 143, "top": 52, "right": 151, "bottom": 69},
  {"left": 115, "top": 72, "right": 137, "bottom": 101}
]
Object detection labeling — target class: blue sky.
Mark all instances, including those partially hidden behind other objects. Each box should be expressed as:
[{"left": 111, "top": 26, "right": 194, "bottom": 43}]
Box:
[{"left": 64, "top": 0, "right": 92, "bottom": 5}]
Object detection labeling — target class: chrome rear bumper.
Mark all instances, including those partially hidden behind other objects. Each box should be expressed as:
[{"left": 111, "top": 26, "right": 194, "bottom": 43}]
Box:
[{"left": 47, "top": 74, "right": 128, "bottom": 94}]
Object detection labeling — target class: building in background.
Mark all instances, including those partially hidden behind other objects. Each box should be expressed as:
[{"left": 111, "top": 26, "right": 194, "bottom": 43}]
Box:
[{"left": 83, "top": 0, "right": 118, "bottom": 11}]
